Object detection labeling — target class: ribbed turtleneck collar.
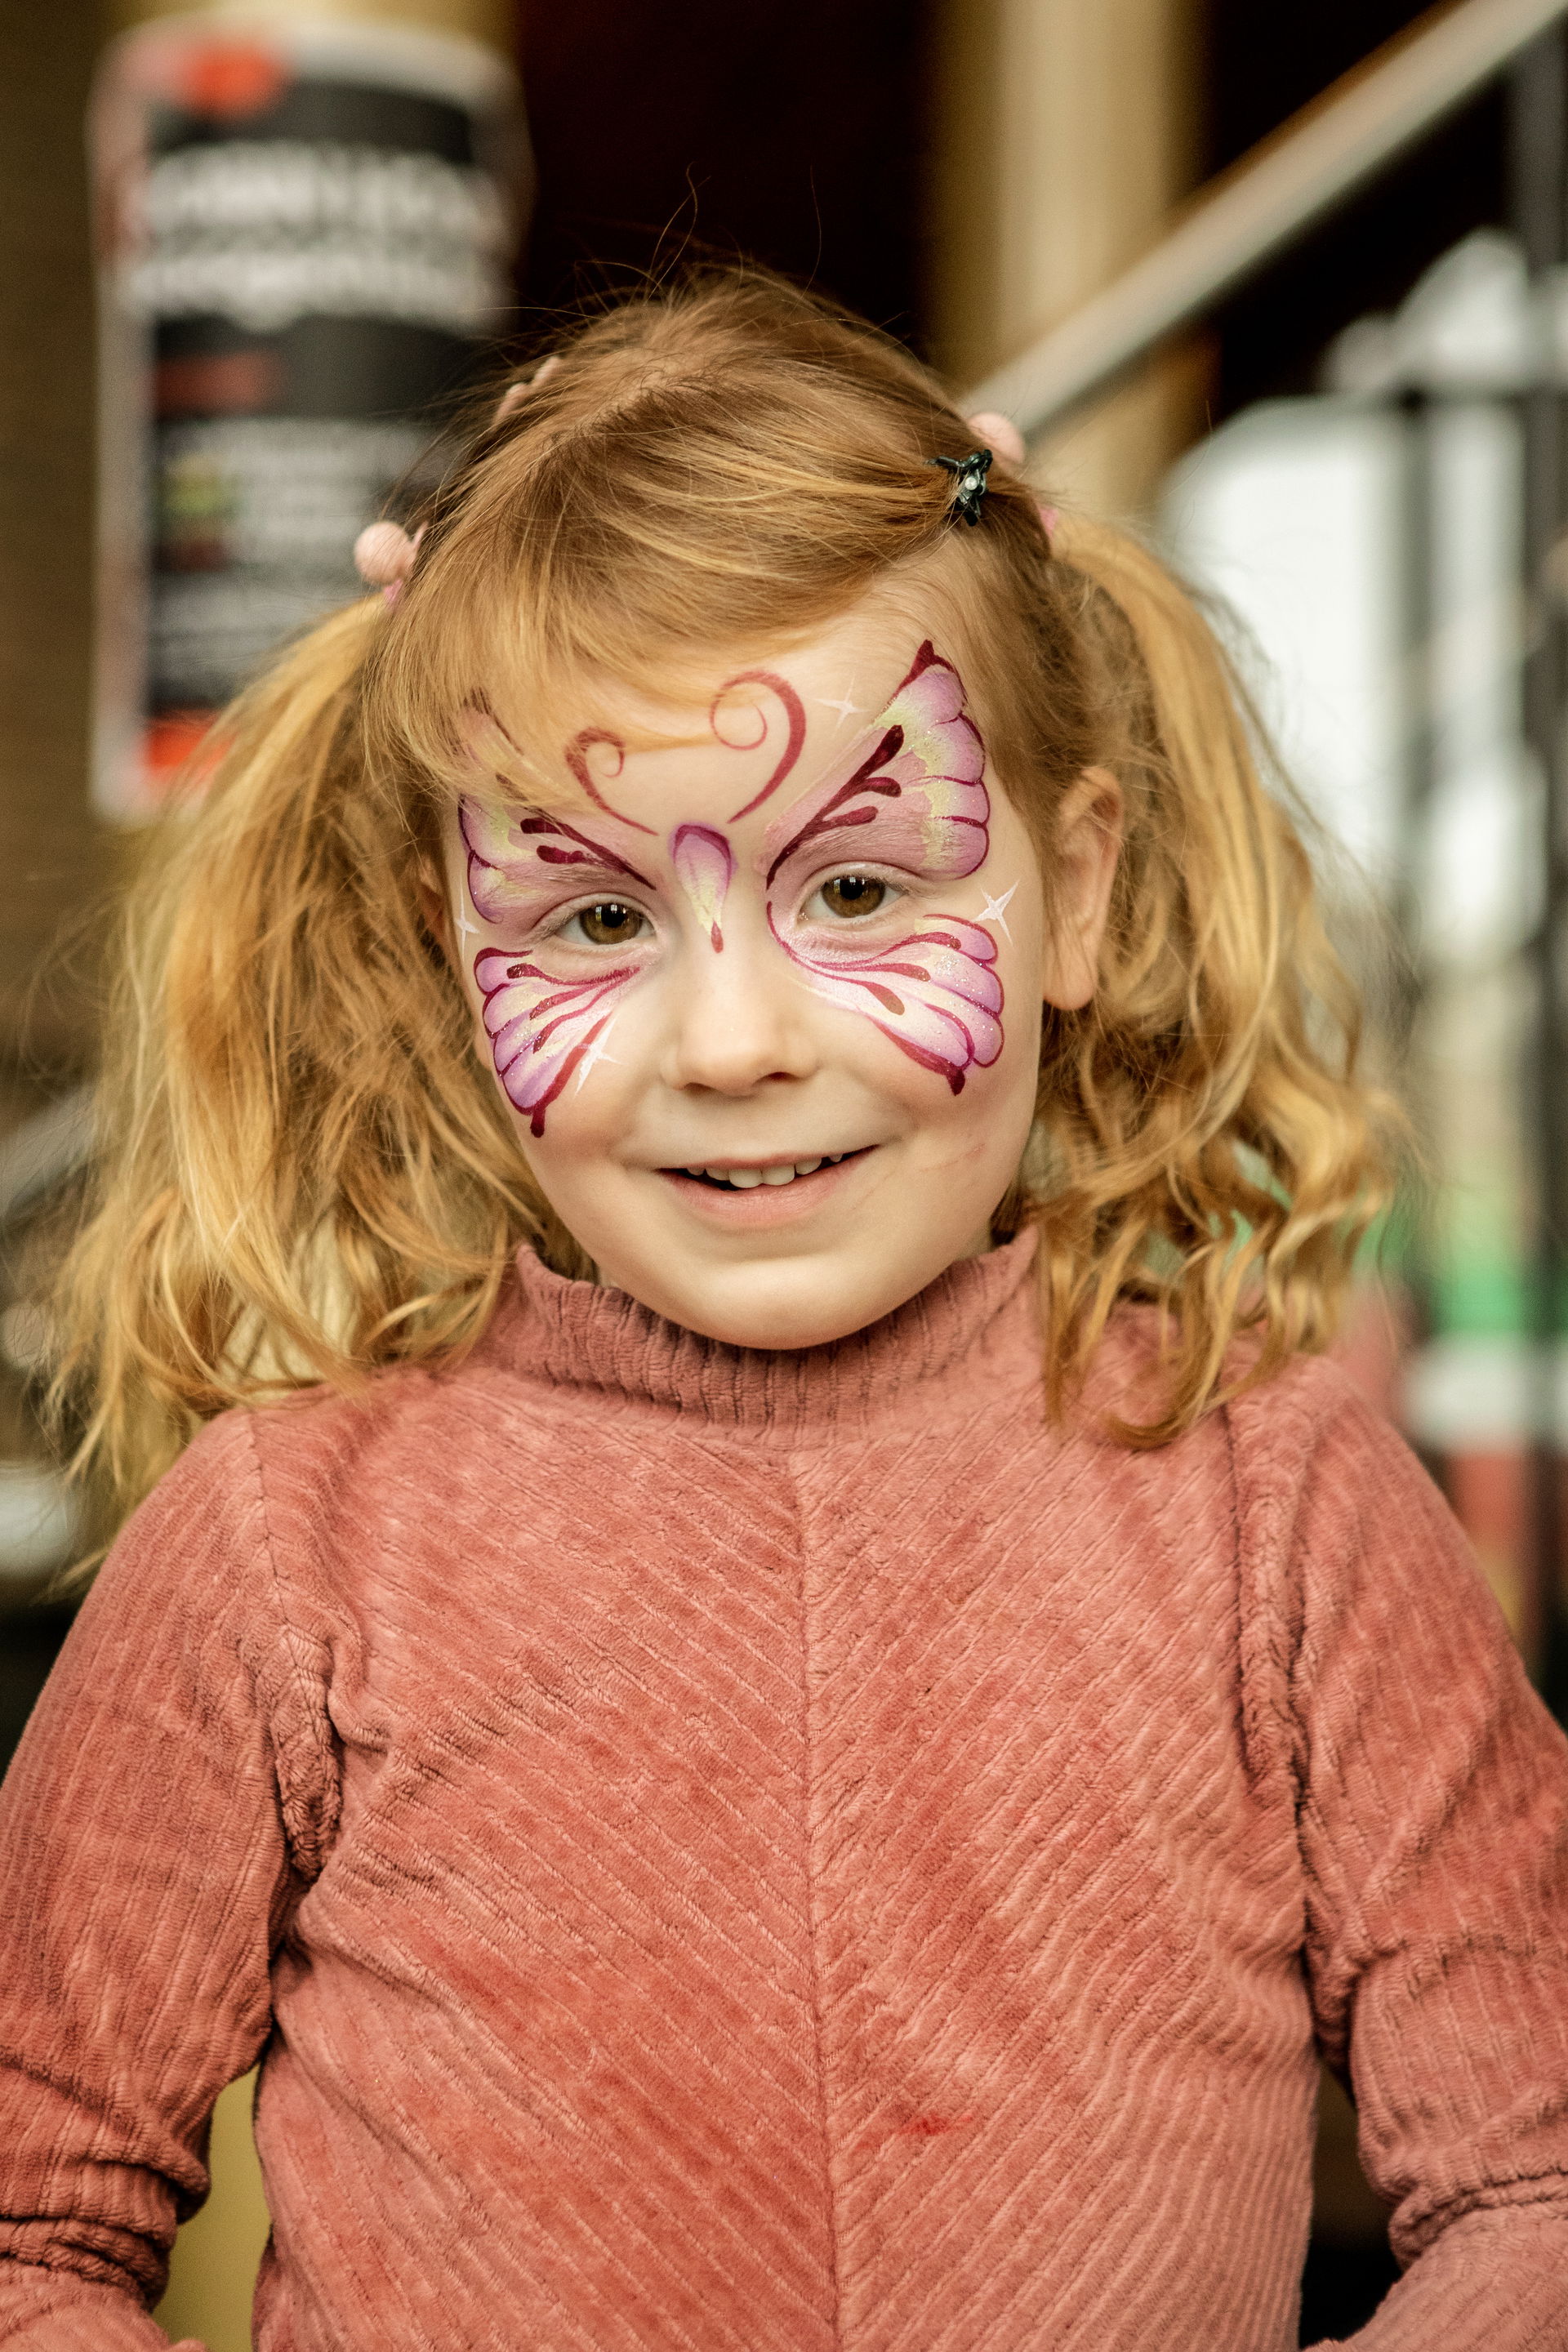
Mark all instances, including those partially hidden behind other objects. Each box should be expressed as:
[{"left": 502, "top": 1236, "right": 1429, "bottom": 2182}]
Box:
[{"left": 476, "top": 1227, "right": 1043, "bottom": 1442}]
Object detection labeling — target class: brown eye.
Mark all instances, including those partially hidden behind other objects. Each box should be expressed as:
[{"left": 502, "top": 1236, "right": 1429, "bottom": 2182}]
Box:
[
  {"left": 817, "top": 874, "right": 888, "bottom": 919},
  {"left": 572, "top": 901, "right": 646, "bottom": 947}
]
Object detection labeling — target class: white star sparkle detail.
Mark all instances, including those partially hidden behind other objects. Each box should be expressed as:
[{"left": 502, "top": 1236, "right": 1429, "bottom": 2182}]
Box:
[
  {"left": 978, "top": 880, "right": 1018, "bottom": 939},
  {"left": 574, "top": 1016, "right": 622, "bottom": 1091},
  {"left": 454, "top": 898, "right": 481, "bottom": 950},
  {"left": 817, "top": 686, "right": 862, "bottom": 724}
]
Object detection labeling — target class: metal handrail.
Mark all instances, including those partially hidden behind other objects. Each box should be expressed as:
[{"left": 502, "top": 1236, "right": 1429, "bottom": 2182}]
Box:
[{"left": 960, "top": 0, "right": 1568, "bottom": 439}]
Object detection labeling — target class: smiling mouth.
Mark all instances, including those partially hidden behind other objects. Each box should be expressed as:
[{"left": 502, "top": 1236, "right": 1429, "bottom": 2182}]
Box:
[{"left": 665, "top": 1149, "right": 867, "bottom": 1192}]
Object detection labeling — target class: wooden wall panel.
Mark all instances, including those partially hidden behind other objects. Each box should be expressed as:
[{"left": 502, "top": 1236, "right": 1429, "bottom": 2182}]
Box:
[
  {"left": 925, "top": 0, "right": 1205, "bottom": 519},
  {"left": 0, "top": 1, "right": 107, "bottom": 1073}
]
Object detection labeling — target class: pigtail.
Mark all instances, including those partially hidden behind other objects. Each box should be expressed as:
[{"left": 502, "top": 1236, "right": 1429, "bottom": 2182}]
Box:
[
  {"left": 1027, "top": 514, "right": 1399, "bottom": 1441},
  {"left": 47, "top": 597, "right": 567, "bottom": 1538}
]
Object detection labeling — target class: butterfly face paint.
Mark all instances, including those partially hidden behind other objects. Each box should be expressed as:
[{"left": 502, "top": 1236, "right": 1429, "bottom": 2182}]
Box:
[
  {"left": 763, "top": 643, "right": 1004, "bottom": 1091},
  {"left": 771, "top": 917, "right": 1002, "bottom": 1094}
]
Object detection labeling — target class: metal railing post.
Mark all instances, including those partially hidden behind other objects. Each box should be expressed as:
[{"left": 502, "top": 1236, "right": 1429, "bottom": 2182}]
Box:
[{"left": 1512, "top": 24, "right": 1568, "bottom": 1708}]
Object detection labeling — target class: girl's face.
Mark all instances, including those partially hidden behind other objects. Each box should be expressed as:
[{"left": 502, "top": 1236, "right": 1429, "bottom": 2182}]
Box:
[{"left": 440, "top": 598, "right": 1119, "bottom": 1348}]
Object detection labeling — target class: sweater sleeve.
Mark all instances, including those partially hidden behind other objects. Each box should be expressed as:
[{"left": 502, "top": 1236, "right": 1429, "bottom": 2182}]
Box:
[
  {"left": 0, "top": 1410, "right": 335, "bottom": 2348},
  {"left": 1236, "top": 1371, "right": 1568, "bottom": 2350}
]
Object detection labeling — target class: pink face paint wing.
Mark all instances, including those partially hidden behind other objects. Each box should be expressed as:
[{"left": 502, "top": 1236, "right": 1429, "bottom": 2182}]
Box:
[
  {"left": 669, "top": 822, "right": 734, "bottom": 951},
  {"left": 461, "top": 795, "right": 651, "bottom": 925},
  {"left": 763, "top": 642, "right": 989, "bottom": 886},
  {"left": 473, "top": 947, "right": 635, "bottom": 1137},
  {"left": 761, "top": 644, "right": 1005, "bottom": 1088},
  {"left": 881, "top": 642, "right": 991, "bottom": 871},
  {"left": 777, "top": 914, "right": 1004, "bottom": 1093}
]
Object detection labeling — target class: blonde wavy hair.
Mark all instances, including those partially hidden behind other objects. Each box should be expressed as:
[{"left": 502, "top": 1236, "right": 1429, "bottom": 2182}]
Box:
[{"left": 51, "top": 268, "right": 1393, "bottom": 1534}]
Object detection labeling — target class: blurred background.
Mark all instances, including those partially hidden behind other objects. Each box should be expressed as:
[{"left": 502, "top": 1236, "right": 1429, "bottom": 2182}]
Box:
[{"left": 2, "top": 0, "right": 1566, "bottom": 2342}]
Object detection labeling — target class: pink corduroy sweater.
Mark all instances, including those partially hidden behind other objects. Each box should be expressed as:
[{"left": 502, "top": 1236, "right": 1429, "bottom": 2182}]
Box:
[{"left": 2, "top": 1231, "right": 1567, "bottom": 2351}]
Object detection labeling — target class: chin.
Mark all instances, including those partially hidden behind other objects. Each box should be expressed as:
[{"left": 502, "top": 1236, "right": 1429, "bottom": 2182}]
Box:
[{"left": 625, "top": 1262, "right": 908, "bottom": 1352}]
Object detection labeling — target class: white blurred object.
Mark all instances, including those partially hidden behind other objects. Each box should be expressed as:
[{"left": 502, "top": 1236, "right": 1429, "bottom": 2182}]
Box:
[
  {"left": 0, "top": 1462, "right": 78, "bottom": 1581},
  {"left": 1405, "top": 1336, "right": 1568, "bottom": 1448},
  {"left": 1322, "top": 231, "right": 1542, "bottom": 394},
  {"left": 1321, "top": 229, "right": 1568, "bottom": 399},
  {"left": 1163, "top": 237, "right": 1534, "bottom": 967},
  {"left": 0, "top": 1088, "right": 93, "bottom": 1227},
  {"left": 1163, "top": 230, "right": 1545, "bottom": 1428},
  {"left": 1163, "top": 399, "right": 1405, "bottom": 885},
  {"left": 1, "top": 1303, "right": 53, "bottom": 1380}
]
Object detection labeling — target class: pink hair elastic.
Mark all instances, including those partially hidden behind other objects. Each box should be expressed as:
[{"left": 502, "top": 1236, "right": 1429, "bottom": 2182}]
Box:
[
  {"left": 493, "top": 353, "right": 563, "bottom": 429},
  {"left": 964, "top": 410, "right": 1025, "bottom": 468},
  {"left": 354, "top": 521, "right": 423, "bottom": 606}
]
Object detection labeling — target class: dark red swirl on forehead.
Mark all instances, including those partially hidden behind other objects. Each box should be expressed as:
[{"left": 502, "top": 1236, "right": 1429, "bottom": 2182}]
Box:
[
  {"left": 564, "top": 728, "right": 656, "bottom": 835},
  {"left": 715, "top": 671, "right": 808, "bottom": 821}
]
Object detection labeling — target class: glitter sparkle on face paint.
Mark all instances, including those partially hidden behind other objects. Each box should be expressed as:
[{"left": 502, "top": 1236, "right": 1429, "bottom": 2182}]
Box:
[{"left": 978, "top": 881, "right": 1018, "bottom": 940}]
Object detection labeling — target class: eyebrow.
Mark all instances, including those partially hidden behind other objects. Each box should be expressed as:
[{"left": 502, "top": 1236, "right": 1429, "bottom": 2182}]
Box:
[{"left": 514, "top": 811, "right": 653, "bottom": 888}]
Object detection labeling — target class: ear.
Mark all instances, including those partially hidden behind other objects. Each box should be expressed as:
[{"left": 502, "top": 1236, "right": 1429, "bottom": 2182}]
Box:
[
  {"left": 415, "top": 850, "right": 453, "bottom": 961},
  {"left": 1040, "top": 766, "right": 1122, "bottom": 1012}
]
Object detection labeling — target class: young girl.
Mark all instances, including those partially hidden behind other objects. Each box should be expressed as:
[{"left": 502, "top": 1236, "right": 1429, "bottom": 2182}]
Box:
[{"left": 0, "top": 273, "right": 1564, "bottom": 2352}]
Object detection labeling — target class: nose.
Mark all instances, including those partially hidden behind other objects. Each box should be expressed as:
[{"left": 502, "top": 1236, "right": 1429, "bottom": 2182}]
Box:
[{"left": 659, "top": 916, "right": 818, "bottom": 1095}]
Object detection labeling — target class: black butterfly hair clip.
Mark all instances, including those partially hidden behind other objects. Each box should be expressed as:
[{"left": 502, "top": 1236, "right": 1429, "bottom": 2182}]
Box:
[{"left": 930, "top": 447, "right": 993, "bottom": 527}]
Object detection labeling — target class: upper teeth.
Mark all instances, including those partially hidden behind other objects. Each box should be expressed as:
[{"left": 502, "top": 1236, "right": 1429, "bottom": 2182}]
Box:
[{"left": 686, "top": 1155, "right": 843, "bottom": 1188}]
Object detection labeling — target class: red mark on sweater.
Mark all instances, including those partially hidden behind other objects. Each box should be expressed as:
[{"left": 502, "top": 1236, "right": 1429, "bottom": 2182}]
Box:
[{"left": 855, "top": 2109, "right": 978, "bottom": 2154}]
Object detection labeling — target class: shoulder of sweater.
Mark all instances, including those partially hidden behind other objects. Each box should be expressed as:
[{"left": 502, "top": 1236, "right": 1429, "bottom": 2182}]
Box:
[
  {"left": 1081, "top": 1311, "right": 1439, "bottom": 1570},
  {"left": 1218, "top": 1345, "right": 1470, "bottom": 1667},
  {"left": 203, "top": 1336, "right": 558, "bottom": 1487},
  {"left": 114, "top": 1350, "right": 535, "bottom": 1598},
  {"left": 1222, "top": 1345, "right": 1421, "bottom": 1508},
  {"left": 1085, "top": 1305, "right": 1386, "bottom": 1465}
]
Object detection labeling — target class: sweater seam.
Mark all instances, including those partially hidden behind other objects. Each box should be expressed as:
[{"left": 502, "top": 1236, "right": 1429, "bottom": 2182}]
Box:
[
  {"left": 1218, "top": 1391, "right": 1307, "bottom": 1808},
  {"left": 238, "top": 1409, "right": 336, "bottom": 1879}
]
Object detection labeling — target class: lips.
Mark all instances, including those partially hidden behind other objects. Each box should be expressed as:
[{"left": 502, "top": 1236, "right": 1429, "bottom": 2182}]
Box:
[{"left": 655, "top": 1147, "right": 871, "bottom": 1218}]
